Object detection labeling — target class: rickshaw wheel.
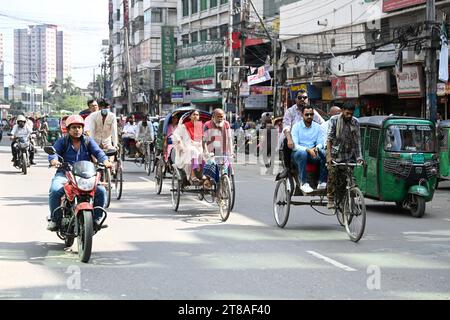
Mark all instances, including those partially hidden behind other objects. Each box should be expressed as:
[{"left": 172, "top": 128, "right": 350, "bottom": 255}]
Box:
[
  {"left": 409, "top": 194, "right": 425, "bottom": 218},
  {"left": 171, "top": 169, "right": 181, "bottom": 211},
  {"left": 344, "top": 187, "right": 366, "bottom": 243},
  {"left": 218, "top": 175, "right": 232, "bottom": 222},
  {"left": 155, "top": 160, "right": 164, "bottom": 195},
  {"left": 230, "top": 174, "right": 236, "bottom": 211},
  {"left": 273, "top": 179, "right": 291, "bottom": 228}
]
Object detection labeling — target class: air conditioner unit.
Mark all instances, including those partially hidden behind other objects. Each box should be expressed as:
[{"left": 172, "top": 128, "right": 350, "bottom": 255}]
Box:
[{"left": 287, "top": 67, "right": 302, "bottom": 79}]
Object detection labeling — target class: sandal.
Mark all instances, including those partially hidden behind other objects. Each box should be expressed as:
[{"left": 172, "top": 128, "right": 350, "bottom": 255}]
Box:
[{"left": 203, "top": 179, "right": 212, "bottom": 189}]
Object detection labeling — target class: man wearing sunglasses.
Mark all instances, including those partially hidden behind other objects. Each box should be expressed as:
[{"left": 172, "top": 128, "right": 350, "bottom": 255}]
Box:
[
  {"left": 290, "top": 105, "right": 327, "bottom": 194},
  {"left": 277, "top": 89, "right": 324, "bottom": 179}
]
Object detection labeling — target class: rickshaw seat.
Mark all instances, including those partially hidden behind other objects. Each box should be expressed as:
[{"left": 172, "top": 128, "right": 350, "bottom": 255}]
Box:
[{"left": 306, "top": 163, "right": 318, "bottom": 173}]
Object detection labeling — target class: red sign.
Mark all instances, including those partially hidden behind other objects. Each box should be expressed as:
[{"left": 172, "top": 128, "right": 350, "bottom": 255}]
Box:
[
  {"left": 186, "top": 79, "right": 214, "bottom": 86},
  {"left": 382, "top": 0, "right": 425, "bottom": 12},
  {"left": 251, "top": 86, "right": 273, "bottom": 95},
  {"left": 227, "top": 32, "right": 265, "bottom": 50}
]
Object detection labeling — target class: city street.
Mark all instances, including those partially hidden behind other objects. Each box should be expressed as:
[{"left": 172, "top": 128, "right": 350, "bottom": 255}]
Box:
[{"left": 1, "top": 139, "right": 450, "bottom": 300}]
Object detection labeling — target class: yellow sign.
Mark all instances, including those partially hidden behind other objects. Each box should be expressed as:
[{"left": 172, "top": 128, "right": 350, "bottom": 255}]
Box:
[
  {"left": 290, "top": 84, "right": 307, "bottom": 92},
  {"left": 322, "top": 87, "right": 333, "bottom": 100}
]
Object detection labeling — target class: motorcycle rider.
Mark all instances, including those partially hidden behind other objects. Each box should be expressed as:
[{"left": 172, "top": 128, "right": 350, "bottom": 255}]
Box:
[
  {"left": 47, "top": 115, "right": 112, "bottom": 231},
  {"left": 10, "top": 115, "right": 36, "bottom": 166}
]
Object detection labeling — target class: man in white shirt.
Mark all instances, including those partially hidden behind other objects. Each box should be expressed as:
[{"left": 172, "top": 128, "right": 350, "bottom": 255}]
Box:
[
  {"left": 122, "top": 116, "right": 138, "bottom": 155},
  {"left": 83, "top": 99, "right": 99, "bottom": 134},
  {"left": 320, "top": 106, "right": 342, "bottom": 147},
  {"left": 85, "top": 99, "right": 118, "bottom": 150},
  {"left": 10, "top": 115, "right": 35, "bottom": 165},
  {"left": 136, "top": 117, "right": 155, "bottom": 156}
]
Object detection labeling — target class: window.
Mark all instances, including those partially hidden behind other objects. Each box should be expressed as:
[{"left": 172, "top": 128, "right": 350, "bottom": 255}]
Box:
[
  {"left": 220, "top": 0, "right": 228, "bottom": 4},
  {"left": 151, "top": 8, "right": 163, "bottom": 23},
  {"left": 116, "top": 32, "right": 121, "bottom": 46},
  {"left": 191, "top": 32, "right": 198, "bottom": 43},
  {"left": 210, "top": 0, "right": 217, "bottom": 8},
  {"left": 201, "top": 0, "right": 208, "bottom": 11},
  {"left": 191, "top": 0, "right": 198, "bottom": 14},
  {"left": 200, "top": 29, "right": 207, "bottom": 41},
  {"left": 210, "top": 27, "right": 218, "bottom": 40},
  {"left": 220, "top": 24, "right": 228, "bottom": 38},
  {"left": 182, "top": 34, "right": 189, "bottom": 45},
  {"left": 368, "top": 128, "right": 380, "bottom": 158},
  {"left": 150, "top": 38, "right": 161, "bottom": 61},
  {"left": 116, "top": 9, "right": 120, "bottom": 21},
  {"left": 182, "top": 0, "right": 189, "bottom": 17},
  {"left": 144, "top": 10, "right": 151, "bottom": 25}
]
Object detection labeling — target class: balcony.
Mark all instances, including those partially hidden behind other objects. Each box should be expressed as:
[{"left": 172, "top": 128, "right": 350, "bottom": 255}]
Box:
[{"left": 176, "top": 40, "right": 223, "bottom": 60}]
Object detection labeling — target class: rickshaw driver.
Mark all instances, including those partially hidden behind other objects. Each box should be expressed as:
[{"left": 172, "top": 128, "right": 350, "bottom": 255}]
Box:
[
  {"left": 202, "top": 108, "right": 234, "bottom": 188},
  {"left": 291, "top": 105, "right": 328, "bottom": 194},
  {"left": 326, "top": 103, "right": 364, "bottom": 209}
]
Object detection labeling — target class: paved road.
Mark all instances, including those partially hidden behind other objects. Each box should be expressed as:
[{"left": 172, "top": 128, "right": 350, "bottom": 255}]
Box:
[{"left": 1, "top": 139, "right": 450, "bottom": 299}]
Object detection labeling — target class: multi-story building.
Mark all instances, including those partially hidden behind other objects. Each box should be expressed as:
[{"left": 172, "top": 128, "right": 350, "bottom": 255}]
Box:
[
  {"left": 56, "top": 31, "right": 72, "bottom": 83},
  {"left": 7, "top": 84, "right": 44, "bottom": 114},
  {"left": 0, "top": 33, "right": 4, "bottom": 100},
  {"left": 109, "top": 0, "right": 177, "bottom": 115},
  {"left": 279, "top": 0, "right": 450, "bottom": 118},
  {"left": 14, "top": 24, "right": 71, "bottom": 90}
]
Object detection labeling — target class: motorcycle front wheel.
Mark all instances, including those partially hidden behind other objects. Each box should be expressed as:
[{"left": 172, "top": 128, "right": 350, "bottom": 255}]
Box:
[
  {"left": 21, "top": 152, "right": 27, "bottom": 175},
  {"left": 77, "top": 210, "right": 93, "bottom": 263}
]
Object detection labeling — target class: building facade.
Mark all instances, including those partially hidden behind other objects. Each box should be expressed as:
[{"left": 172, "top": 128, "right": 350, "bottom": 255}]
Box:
[{"left": 14, "top": 25, "right": 71, "bottom": 90}]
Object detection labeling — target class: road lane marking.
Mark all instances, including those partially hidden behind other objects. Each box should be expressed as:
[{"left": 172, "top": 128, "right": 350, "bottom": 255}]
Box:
[
  {"left": 306, "top": 251, "right": 357, "bottom": 272},
  {"left": 139, "top": 177, "right": 152, "bottom": 182}
]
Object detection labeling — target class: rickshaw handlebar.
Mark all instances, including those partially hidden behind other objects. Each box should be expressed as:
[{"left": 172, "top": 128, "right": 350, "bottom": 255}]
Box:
[{"left": 331, "top": 161, "right": 361, "bottom": 167}]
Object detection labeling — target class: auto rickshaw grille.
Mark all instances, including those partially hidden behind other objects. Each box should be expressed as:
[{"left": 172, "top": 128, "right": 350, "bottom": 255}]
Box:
[{"left": 383, "top": 159, "right": 412, "bottom": 178}]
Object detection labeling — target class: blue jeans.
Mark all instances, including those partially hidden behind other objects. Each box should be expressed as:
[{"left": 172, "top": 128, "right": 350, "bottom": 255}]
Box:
[
  {"left": 292, "top": 148, "right": 327, "bottom": 185},
  {"left": 49, "top": 172, "right": 106, "bottom": 222}
]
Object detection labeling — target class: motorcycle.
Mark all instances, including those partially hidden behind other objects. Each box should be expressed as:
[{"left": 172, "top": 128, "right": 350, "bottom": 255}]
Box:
[
  {"left": 44, "top": 146, "right": 108, "bottom": 263},
  {"left": 9, "top": 133, "right": 32, "bottom": 175}
]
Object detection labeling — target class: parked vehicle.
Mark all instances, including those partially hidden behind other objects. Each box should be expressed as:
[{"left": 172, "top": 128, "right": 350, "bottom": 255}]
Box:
[
  {"left": 355, "top": 116, "right": 438, "bottom": 218},
  {"left": 47, "top": 117, "right": 62, "bottom": 144},
  {"left": 436, "top": 120, "right": 450, "bottom": 188}
]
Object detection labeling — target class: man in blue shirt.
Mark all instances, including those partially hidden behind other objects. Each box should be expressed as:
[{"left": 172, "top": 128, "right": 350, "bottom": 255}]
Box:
[
  {"left": 47, "top": 115, "right": 112, "bottom": 231},
  {"left": 291, "top": 105, "right": 327, "bottom": 194}
]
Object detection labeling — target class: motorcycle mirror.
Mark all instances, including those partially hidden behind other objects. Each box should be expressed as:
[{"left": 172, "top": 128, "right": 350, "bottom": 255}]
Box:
[
  {"left": 44, "top": 146, "right": 57, "bottom": 155},
  {"left": 7, "top": 133, "right": 12, "bottom": 136}
]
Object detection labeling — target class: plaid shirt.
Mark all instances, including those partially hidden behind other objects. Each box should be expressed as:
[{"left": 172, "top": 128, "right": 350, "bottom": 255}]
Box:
[{"left": 327, "top": 115, "right": 363, "bottom": 162}]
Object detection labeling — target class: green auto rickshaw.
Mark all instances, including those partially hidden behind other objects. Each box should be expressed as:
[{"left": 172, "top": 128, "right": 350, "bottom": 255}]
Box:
[
  {"left": 436, "top": 119, "right": 450, "bottom": 188},
  {"left": 354, "top": 116, "right": 438, "bottom": 218},
  {"left": 47, "top": 117, "right": 62, "bottom": 144}
]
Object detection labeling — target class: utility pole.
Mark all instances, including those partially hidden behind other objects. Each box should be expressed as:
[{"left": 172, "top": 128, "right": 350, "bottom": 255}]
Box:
[
  {"left": 124, "top": 26, "right": 133, "bottom": 115},
  {"left": 227, "top": 0, "right": 234, "bottom": 111},
  {"left": 237, "top": 0, "right": 249, "bottom": 119},
  {"left": 92, "top": 68, "right": 96, "bottom": 98},
  {"left": 273, "top": 37, "right": 279, "bottom": 117},
  {"left": 426, "top": 0, "right": 437, "bottom": 122}
]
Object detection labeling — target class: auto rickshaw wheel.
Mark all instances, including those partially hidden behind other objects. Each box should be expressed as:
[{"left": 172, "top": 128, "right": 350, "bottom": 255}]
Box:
[{"left": 409, "top": 194, "right": 426, "bottom": 218}]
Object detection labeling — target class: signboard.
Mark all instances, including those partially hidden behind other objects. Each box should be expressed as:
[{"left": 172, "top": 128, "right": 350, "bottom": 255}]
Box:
[
  {"left": 171, "top": 87, "right": 184, "bottom": 103},
  {"left": 244, "top": 95, "right": 268, "bottom": 110},
  {"left": 359, "top": 70, "right": 391, "bottom": 95},
  {"left": 382, "top": 0, "right": 425, "bottom": 13},
  {"left": 248, "top": 65, "right": 271, "bottom": 86},
  {"left": 251, "top": 86, "right": 273, "bottom": 95},
  {"left": 331, "top": 76, "right": 359, "bottom": 99},
  {"left": 0, "top": 104, "right": 11, "bottom": 109},
  {"left": 438, "top": 82, "right": 447, "bottom": 96},
  {"left": 162, "top": 26, "right": 175, "bottom": 89},
  {"left": 240, "top": 82, "right": 250, "bottom": 97},
  {"left": 396, "top": 65, "right": 424, "bottom": 98},
  {"left": 322, "top": 87, "right": 332, "bottom": 100},
  {"left": 123, "top": 0, "right": 129, "bottom": 26}
]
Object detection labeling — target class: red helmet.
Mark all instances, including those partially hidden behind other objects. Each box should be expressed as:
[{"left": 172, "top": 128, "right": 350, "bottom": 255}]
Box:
[{"left": 65, "top": 115, "right": 85, "bottom": 128}]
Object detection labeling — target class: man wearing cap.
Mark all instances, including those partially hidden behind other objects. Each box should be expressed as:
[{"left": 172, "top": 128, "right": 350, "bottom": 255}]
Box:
[
  {"left": 47, "top": 115, "right": 112, "bottom": 231},
  {"left": 10, "top": 115, "right": 35, "bottom": 165}
]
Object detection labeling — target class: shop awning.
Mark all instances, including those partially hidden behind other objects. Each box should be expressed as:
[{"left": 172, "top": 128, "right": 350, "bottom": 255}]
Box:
[{"left": 191, "top": 98, "right": 222, "bottom": 104}]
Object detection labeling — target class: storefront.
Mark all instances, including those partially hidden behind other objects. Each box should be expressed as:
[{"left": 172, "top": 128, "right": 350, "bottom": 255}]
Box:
[
  {"left": 395, "top": 64, "right": 424, "bottom": 117},
  {"left": 358, "top": 70, "right": 392, "bottom": 116}
]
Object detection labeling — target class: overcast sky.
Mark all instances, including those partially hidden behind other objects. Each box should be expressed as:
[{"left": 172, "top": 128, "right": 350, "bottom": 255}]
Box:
[{"left": 0, "top": 0, "right": 109, "bottom": 89}]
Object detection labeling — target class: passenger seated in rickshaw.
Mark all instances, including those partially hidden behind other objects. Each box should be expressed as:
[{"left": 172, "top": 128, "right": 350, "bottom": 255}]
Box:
[
  {"left": 122, "top": 117, "right": 138, "bottom": 155},
  {"left": 136, "top": 117, "right": 155, "bottom": 156},
  {"left": 202, "top": 108, "right": 234, "bottom": 188},
  {"left": 172, "top": 110, "right": 205, "bottom": 184},
  {"left": 291, "top": 105, "right": 327, "bottom": 194},
  {"left": 164, "top": 114, "right": 178, "bottom": 163}
]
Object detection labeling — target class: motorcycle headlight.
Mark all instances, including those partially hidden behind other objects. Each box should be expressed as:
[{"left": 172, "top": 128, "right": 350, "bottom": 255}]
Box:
[{"left": 76, "top": 176, "right": 96, "bottom": 191}]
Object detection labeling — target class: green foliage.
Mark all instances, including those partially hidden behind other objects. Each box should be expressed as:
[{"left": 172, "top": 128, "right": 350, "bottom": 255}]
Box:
[{"left": 45, "top": 77, "right": 86, "bottom": 113}]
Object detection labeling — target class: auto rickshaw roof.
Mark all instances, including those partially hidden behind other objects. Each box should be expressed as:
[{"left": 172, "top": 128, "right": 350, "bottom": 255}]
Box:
[{"left": 358, "top": 116, "right": 434, "bottom": 128}]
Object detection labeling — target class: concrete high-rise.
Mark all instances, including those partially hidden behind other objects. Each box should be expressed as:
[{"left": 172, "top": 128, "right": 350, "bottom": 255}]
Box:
[
  {"left": 0, "top": 33, "right": 4, "bottom": 97},
  {"left": 14, "top": 24, "right": 71, "bottom": 89},
  {"left": 57, "top": 31, "right": 72, "bottom": 82}
]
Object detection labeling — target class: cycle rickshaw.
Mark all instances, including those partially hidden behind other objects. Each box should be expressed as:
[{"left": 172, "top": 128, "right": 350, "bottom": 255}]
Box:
[
  {"left": 273, "top": 151, "right": 366, "bottom": 242},
  {"left": 169, "top": 110, "right": 234, "bottom": 221},
  {"left": 154, "top": 107, "right": 198, "bottom": 195}
]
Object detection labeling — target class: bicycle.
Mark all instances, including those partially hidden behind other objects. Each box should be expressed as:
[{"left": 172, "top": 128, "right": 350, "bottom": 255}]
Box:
[{"left": 331, "top": 161, "right": 366, "bottom": 242}]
